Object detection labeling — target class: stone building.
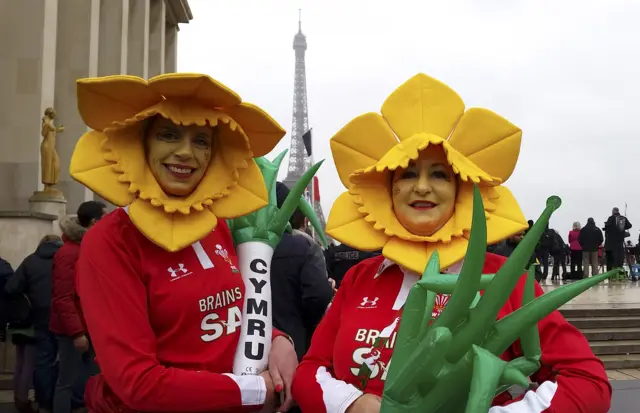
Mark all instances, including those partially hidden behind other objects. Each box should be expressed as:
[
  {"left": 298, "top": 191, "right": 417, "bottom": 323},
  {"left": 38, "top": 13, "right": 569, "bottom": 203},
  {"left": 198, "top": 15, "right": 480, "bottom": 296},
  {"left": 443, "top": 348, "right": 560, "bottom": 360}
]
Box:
[
  {"left": 0, "top": 0, "right": 192, "bottom": 214},
  {"left": 0, "top": 0, "right": 192, "bottom": 375}
]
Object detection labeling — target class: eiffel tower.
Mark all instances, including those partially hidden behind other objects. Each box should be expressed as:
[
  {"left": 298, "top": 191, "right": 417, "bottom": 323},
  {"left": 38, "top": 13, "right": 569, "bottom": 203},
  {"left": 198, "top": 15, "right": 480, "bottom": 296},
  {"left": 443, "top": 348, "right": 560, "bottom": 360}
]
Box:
[{"left": 283, "top": 10, "right": 327, "bottom": 239}]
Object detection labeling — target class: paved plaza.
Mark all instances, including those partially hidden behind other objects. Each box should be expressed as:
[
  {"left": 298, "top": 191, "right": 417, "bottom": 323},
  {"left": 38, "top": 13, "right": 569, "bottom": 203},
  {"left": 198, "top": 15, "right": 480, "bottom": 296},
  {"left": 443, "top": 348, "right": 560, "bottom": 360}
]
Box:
[
  {"left": 540, "top": 277, "right": 640, "bottom": 308},
  {"left": 542, "top": 278, "right": 640, "bottom": 412}
]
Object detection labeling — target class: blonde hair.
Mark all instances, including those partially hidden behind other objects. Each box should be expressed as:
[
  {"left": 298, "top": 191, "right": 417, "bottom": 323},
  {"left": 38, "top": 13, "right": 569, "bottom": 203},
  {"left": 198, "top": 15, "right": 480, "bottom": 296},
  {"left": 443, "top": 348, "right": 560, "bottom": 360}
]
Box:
[
  {"left": 39, "top": 234, "right": 61, "bottom": 246},
  {"left": 572, "top": 221, "right": 581, "bottom": 230}
]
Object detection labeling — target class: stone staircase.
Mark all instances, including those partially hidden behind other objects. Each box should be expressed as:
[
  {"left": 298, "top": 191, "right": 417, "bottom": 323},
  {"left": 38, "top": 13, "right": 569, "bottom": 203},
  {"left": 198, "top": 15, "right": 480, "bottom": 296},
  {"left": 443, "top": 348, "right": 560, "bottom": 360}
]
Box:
[{"left": 560, "top": 307, "right": 640, "bottom": 369}]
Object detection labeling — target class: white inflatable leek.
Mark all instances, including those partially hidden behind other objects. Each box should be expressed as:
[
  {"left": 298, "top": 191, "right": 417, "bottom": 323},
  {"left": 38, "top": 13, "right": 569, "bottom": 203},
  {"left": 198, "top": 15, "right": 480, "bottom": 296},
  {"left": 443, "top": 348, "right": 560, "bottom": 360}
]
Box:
[{"left": 229, "top": 150, "right": 326, "bottom": 375}]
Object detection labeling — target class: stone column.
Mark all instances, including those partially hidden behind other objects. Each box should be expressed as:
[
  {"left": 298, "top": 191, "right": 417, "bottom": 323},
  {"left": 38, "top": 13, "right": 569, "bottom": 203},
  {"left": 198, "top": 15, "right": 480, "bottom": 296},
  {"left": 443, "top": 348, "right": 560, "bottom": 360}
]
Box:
[
  {"left": 165, "top": 23, "right": 178, "bottom": 73},
  {"left": 0, "top": 0, "right": 53, "bottom": 210},
  {"left": 54, "top": 0, "right": 100, "bottom": 212},
  {"left": 127, "top": 0, "right": 150, "bottom": 78},
  {"left": 148, "top": 0, "right": 166, "bottom": 78},
  {"left": 98, "top": 0, "right": 125, "bottom": 77}
]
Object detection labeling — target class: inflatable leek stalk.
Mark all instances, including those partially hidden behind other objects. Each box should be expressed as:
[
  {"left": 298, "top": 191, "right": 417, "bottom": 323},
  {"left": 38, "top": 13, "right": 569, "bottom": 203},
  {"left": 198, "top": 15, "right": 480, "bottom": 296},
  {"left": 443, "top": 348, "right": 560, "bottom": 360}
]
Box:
[
  {"left": 380, "top": 185, "right": 622, "bottom": 413},
  {"left": 230, "top": 150, "right": 325, "bottom": 376}
]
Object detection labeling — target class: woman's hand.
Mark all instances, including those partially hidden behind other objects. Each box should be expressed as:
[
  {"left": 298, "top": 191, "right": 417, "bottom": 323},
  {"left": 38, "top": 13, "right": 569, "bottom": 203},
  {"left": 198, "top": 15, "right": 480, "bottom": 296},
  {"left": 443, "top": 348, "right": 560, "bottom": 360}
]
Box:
[
  {"left": 346, "top": 394, "right": 382, "bottom": 413},
  {"left": 329, "top": 278, "right": 337, "bottom": 295},
  {"left": 73, "top": 334, "right": 90, "bottom": 353},
  {"left": 268, "top": 336, "right": 298, "bottom": 412},
  {"left": 259, "top": 371, "right": 276, "bottom": 412}
]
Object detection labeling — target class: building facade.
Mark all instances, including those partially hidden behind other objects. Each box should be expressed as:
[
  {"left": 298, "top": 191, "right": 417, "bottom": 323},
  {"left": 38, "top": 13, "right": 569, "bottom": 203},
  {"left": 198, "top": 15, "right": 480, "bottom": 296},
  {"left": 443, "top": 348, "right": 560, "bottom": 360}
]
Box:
[{"left": 0, "top": 0, "right": 192, "bottom": 213}]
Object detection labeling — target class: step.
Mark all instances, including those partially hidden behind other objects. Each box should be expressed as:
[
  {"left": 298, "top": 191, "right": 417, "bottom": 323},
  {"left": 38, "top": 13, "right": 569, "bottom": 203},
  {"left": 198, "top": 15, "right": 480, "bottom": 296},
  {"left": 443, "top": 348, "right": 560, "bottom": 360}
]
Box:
[
  {"left": 564, "top": 316, "right": 640, "bottom": 329},
  {"left": 0, "top": 374, "right": 10, "bottom": 391},
  {"left": 582, "top": 328, "right": 640, "bottom": 341},
  {"left": 590, "top": 340, "right": 640, "bottom": 355},
  {"left": 560, "top": 307, "right": 640, "bottom": 318},
  {"left": 600, "top": 354, "right": 640, "bottom": 370}
]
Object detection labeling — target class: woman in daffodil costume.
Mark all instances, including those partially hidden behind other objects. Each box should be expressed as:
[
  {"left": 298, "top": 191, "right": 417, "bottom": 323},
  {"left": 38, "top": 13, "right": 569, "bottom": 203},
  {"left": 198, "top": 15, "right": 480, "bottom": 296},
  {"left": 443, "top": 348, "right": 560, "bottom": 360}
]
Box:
[
  {"left": 292, "top": 74, "right": 611, "bottom": 413},
  {"left": 69, "top": 74, "right": 299, "bottom": 413}
]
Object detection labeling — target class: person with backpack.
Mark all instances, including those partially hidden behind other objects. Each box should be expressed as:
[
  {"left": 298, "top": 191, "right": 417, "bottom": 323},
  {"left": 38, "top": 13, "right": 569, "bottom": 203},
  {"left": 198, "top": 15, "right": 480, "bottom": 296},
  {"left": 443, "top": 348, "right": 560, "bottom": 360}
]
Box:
[
  {"left": 604, "top": 207, "right": 632, "bottom": 272},
  {"left": 5, "top": 235, "right": 63, "bottom": 413},
  {"left": 535, "top": 224, "right": 553, "bottom": 279}
]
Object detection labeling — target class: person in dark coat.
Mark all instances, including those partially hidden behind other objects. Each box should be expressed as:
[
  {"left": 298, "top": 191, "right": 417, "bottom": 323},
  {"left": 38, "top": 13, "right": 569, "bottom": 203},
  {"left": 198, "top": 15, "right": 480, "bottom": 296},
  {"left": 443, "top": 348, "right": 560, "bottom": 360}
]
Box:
[
  {"left": 325, "top": 244, "right": 381, "bottom": 288},
  {"left": 271, "top": 182, "right": 333, "bottom": 362},
  {"left": 603, "top": 207, "right": 632, "bottom": 271},
  {"left": 550, "top": 229, "right": 567, "bottom": 280},
  {"left": 5, "top": 235, "right": 62, "bottom": 413},
  {"left": 579, "top": 217, "right": 604, "bottom": 277},
  {"left": 0, "top": 256, "right": 13, "bottom": 342},
  {"left": 535, "top": 224, "right": 553, "bottom": 279},
  {"left": 492, "top": 232, "right": 525, "bottom": 258}
]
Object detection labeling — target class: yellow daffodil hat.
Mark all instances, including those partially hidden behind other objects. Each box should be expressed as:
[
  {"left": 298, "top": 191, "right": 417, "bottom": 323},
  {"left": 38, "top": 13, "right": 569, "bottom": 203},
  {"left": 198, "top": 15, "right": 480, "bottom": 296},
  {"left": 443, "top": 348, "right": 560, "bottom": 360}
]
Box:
[
  {"left": 326, "top": 73, "right": 528, "bottom": 273},
  {"left": 70, "top": 73, "right": 286, "bottom": 252}
]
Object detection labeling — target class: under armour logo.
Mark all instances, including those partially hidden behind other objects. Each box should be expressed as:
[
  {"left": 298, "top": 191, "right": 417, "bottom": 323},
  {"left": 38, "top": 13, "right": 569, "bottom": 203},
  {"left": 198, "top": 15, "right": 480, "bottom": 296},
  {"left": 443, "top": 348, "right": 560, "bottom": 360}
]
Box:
[
  {"left": 168, "top": 263, "right": 188, "bottom": 278},
  {"left": 359, "top": 297, "right": 379, "bottom": 308}
]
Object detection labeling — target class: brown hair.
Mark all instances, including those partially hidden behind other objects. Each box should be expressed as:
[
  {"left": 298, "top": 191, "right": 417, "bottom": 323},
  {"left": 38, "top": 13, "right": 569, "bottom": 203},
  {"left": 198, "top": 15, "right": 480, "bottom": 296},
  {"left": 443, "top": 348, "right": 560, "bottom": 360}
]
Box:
[{"left": 39, "top": 234, "right": 62, "bottom": 246}]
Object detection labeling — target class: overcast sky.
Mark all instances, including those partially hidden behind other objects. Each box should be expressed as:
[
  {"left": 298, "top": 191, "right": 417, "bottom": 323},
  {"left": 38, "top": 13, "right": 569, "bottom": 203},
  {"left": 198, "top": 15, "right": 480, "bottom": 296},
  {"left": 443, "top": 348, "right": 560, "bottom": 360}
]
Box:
[{"left": 178, "top": 0, "right": 640, "bottom": 241}]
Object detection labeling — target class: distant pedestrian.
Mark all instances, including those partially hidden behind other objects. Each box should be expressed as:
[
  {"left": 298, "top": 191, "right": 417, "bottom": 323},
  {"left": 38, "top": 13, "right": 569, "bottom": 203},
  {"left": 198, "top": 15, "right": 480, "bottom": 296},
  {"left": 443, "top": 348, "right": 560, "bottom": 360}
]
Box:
[
  {"left": 568, "top": 222, "right": 583, "bottom": 278},
  {"left": 579, "top": 218, "right": 604, "bottom": 277},
  {"left": 604, "top": 207, "right": 631, "bottom": 271}
]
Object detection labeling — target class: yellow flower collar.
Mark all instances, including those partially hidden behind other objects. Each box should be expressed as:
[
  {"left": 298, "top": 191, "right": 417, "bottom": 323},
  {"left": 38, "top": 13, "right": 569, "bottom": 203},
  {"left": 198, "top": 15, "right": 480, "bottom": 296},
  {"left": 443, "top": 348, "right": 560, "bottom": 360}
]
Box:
[
  {"left": 70, "top": 73, "right": 286, "bottom": 252},
  {"left": 325, "top": 73, "right": 528, "bottom": 274}
]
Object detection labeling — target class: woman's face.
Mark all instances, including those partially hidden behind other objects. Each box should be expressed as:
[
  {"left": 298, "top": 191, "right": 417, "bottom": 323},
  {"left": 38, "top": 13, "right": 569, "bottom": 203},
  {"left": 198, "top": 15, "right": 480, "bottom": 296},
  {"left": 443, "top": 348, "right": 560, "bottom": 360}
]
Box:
[
  {"left": 391, "top": 145, "right": 457, "bottom": 236},
  {"left": 144, "top": 117, "right": 214, "bottom": 197}
]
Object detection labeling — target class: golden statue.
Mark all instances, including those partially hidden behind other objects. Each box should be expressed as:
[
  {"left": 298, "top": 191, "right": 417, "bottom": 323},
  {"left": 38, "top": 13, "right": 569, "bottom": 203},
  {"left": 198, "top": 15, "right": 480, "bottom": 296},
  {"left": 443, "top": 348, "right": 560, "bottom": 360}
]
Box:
[{"left": 38, "top": 107, "right": 64, "bottom": 197}]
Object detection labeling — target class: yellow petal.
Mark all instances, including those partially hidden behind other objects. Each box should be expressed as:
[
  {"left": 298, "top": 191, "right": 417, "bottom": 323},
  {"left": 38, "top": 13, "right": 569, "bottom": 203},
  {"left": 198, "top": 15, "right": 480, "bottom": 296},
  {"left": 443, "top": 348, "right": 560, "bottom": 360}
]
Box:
[
  {"left": 442, "top": 142, "right": 498, "bottom": 185},
  {"left": 382, "top": 236, "right": 470, "bottom": 274},
  {"left": 447, "top": 108, "right": 522, "bottom": 182},
  {"left": 484, "top": 186, "right": 528, "bottom": 244},
  {"left": 380, "top": 73, "right": 465, "bottom": 141},
  {"left": 209, "top": 159, "right": 268, "bottom": 218},
  {"left": 148, "top": 73, "right": 241, "bottom": 108},
  {"left": 325, "top": 192, "right": 388, "bottom": 251},
  {"left": 70, "top": 131, "right": 133, "bottom": 206},
  {"left": 129, "top": 199, "right": 218, "bottom": 252},
  {"left": 77, "top": 76, "right": 162, "bottom": 131},
  {"left": 330, "top": 113, "right": 398, "bottom": 188},
  {"left": 224, "top": 103, "right": 286, "bottom": 157}
]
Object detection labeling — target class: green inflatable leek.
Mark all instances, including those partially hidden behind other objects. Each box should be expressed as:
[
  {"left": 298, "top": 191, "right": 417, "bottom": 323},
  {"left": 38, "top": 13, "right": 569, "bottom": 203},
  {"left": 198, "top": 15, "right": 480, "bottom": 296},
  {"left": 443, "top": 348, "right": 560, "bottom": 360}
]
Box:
[
  {"left": 380, "top": 185, "right": 621, "bottom": 413},
  {"left": 227, "top": 150, "right": 327, "bottom": 248}
]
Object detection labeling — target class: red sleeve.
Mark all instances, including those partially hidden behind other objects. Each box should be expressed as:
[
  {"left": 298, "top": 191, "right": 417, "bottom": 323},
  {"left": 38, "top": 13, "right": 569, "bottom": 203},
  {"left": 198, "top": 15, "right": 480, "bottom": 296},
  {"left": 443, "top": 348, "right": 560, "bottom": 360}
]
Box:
[
  {"left": 52, "top": 246, "right": 85, "bottom": 337},
  {"left": 273, "top": 328, "right": 291, "bottom": 343},
  {"left": 292, "top": 265, "right": 363, "bottom": 413},
  {"left": 490, "top": 279, "right": 612, "bottom": 413},
  {"left": 76, "top": 223, "right": 266, "bottom": 413}
]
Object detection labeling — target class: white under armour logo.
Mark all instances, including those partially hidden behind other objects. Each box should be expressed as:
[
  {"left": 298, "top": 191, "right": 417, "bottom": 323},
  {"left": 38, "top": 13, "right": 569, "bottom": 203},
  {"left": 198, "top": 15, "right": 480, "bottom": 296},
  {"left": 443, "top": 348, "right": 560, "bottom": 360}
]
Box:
[
  {"left": 359, "top": 297, "right": 379, "bottom": 308},
  {"left": 168, "top": 263, "right": 188, "bottom": 278}
]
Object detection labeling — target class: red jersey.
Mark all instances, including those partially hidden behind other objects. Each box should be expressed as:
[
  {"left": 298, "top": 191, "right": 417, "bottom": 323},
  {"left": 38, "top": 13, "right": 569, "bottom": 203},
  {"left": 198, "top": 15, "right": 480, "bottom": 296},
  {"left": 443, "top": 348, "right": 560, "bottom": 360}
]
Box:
[
  {"left": 76, "top": 208, "right": 285, "bottom": 413},
  {"left": 292, "top": 253, "right": 611, "bottom": 413}
]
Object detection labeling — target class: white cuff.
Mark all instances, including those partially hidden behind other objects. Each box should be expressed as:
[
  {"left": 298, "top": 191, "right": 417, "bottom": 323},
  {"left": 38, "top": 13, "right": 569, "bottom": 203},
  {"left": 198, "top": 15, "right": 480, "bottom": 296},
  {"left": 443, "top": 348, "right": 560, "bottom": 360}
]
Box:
[
  {"left": 315, "top": 366, "right": 364, "bottom": 413},
  {"left": 223, "top": 373, "right": 267, "bottom": 406}
]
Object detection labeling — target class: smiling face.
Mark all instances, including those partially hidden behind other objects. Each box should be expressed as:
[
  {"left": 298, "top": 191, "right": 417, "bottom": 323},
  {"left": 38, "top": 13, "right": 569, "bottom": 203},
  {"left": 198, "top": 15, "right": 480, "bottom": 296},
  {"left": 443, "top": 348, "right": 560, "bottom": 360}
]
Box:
[
  {"left": 144, "top": 116, "right": 215, "bottom": 197},
  {"left": 391, "top": 145, "right": 457, "bottom": 236}
]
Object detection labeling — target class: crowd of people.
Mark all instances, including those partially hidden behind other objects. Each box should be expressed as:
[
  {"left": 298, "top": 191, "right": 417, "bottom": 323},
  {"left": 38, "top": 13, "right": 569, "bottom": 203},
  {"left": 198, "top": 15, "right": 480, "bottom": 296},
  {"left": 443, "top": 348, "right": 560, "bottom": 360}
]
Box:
[
  {"left": 0, "top": 72, "right": 615, "bottom": 413},
  {"left": 489, "top": 207, "right": 637, "bottom": 282}
]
